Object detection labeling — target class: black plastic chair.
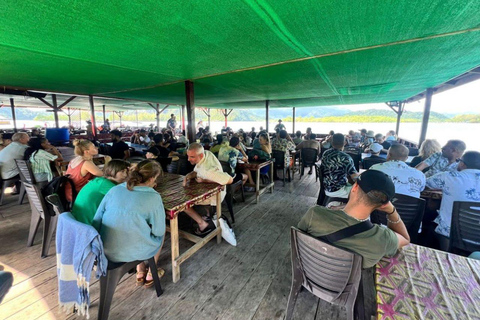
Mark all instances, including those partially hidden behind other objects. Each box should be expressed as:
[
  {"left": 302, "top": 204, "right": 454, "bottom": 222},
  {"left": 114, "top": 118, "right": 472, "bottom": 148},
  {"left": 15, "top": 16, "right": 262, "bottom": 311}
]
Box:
[
  {"left": 15, "top": 159, "right": 36, "bottom": 204},
  {"left": 370, "top": 193, "right": 425, "bottom": 243},
  {"left": 344, "top": 148, "right": 361, "bottom": 172},
  {"left": 99, "top": 257, "right": 162, "bottom": 320},
  {"left": 299, "top": 148, "right": 318, "bottom": 178},
  {"left": 272, "top": 150, "right": 291, "bottom": 186},
  {"left": 286, "top": 227, "right": 364, "bottom": 320},
  {"left": 125, "top": 156, "right": 145, "bottom": 164},
  {"left": 23, "top": 181, "right": 57, "bottom": 258},
  {"left": 449, "top": 201, "right": 480, "bottom": 255},
  {"left": 219, "top": 160, "right": 244, "bottom": 223},
  {"left": 316, "top": 168, "right": 348, "bottom": 207},
  {"left": 361, "top": 156, "right": 386, "bottom": 170},
  {"left": 45, "top": 194, "right": 65, "bottom": 216}
]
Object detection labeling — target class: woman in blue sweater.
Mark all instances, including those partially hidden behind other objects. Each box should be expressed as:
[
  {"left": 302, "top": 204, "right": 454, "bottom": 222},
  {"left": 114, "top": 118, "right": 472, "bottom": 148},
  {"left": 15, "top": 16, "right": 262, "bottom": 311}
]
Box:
[{"left": 93, "top": 160, "right": 165, "bottom": 287}]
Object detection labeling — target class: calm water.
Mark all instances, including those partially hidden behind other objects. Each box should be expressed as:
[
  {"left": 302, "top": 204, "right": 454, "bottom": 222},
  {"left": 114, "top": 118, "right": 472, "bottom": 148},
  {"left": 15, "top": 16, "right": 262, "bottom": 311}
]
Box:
[{"left": 4, "top": 120, "right": 480, "bottom": 151}]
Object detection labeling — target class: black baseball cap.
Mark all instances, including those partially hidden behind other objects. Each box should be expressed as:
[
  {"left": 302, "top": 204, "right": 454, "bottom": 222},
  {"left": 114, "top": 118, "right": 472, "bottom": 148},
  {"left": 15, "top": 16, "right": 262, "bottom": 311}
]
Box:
[
  {"left": 356, "top": 170, "right": 395, "bottom": 203},
  {"left": 145, "top": 147, "right": 160, "bottom": 157},
  {"left": 110, "top": 130, "right": 122, "bottom": 137}
]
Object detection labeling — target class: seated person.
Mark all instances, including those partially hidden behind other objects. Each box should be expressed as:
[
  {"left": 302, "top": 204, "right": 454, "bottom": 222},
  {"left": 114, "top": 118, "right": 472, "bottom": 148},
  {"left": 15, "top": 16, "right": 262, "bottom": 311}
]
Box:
[
  {"left": 72, "top": 160, "right": 130, "bottom": 225},
  {"left": 271, "top": 130, "right": 296, "bottom": 168},
  {"left": 210, "top": 134, "right": 228, "bottom": 154},
  {"left": 64, "top": 140, "right": 104, "bottom": 203},
  {"left": 370, "top": 144, "right": 426, "bottom": 198},
  {"left": 298, "top": 170, "right": 410, "bottom": 268},
  {"left": 296, "top": 133, "right": 320, "bottom": 156},
  {"left": 133, "top": 129, "right": 151, "bottom": 145},
  {"left": 248, "top": 127, "right": 256, "bottom": 140},
  {"left": 292, "top": 131, "right": 303, "bottom": 145},
  {"left": 0, "top": 132, "right": 30, "bottom": 181},
  {"left": 24, "top": 137, "right": 63, "bottom": 184},
  {"left": 152, "top": 134, "right": 176, "bottom": 158},
  {"left": 183, "top": 143, "right": 233, "bottom": 236},
  {"left": 320, "top": 133, "right": 359, "bottom": 198},
  {"left": 253, "top": 132, "right": 272, "bottom": 156},
  {"left": 218, "top": 136, "right": 252, "bottom": 187},
  {"left": 385, "top": 130, "right": 397, "bottom": 142},
  {"left": 321, "top": 130, "right": 335, "bottom": 149},
  {"left": 409, "top": 139, "right": 441, "bottom": 168},
  {"left": 374, "top": 133, "right": 391, "bottom": 154},
  {"left": 0, "top": 133, "right": 13, "bottom": 152},
  {"left": 425, "top": 151, "right": 480, "bottom": 251},
  {"left": 416, "top": 140, "right": 466, "bottom": 178},
  {"left": 360, "top": 130, "right": 375, "bottom": 149},
  {"left": 362, "top": 143, "right": 386, "bottom": 170},
  {"left": 304, "top": 127, "right": 312, "bottom": 140},
  {"left": 93, "top": 160, "right": 165, "bottom": 287},
  {"left": 109, "top": 130, "right": 130, "bottom": 160}
]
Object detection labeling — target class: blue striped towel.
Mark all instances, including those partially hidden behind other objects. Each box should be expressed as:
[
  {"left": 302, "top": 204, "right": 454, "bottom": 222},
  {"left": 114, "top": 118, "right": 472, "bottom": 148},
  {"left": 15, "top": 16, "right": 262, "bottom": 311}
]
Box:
[{"left": 56, "top": 212, "right": 107, "bottom": 318}]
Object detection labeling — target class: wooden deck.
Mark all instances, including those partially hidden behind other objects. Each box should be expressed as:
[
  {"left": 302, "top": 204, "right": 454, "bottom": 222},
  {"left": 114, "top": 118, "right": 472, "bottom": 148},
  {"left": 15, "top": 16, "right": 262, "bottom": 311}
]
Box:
[{"left": 0, "top": 172, "right": 353, "bottom": 320}]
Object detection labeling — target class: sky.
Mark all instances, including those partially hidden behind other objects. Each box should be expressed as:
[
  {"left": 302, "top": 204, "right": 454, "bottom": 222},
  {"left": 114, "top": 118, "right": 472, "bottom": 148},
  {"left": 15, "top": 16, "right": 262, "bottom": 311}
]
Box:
[{"left": 336, "top": 78, "right": 480, "bottom": 114}]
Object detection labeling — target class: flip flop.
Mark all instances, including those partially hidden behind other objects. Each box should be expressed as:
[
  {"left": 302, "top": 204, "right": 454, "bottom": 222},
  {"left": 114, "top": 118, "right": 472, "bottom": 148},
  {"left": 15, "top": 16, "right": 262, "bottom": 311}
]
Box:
[
  {"left": 194, "top": 219, "right": 216, "bottom": 237},
  {"left": 144, "top": 267, "right": 165, "bottom": 288},
  {"left": 136, "top": 271, "right": 146, "bottom": 286}
]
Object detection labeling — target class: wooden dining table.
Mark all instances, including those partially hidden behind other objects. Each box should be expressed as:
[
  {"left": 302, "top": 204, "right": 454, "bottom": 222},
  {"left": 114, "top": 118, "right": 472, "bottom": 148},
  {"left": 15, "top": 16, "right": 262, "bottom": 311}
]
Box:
[
  {"left": 376, "top": 244, "right": 480, "bottom": 319},
  {"left": 237, "top": 160, "right": 274, "bottom": 203},
  {"left": 155, "top": 173, "right": 223, "bottom": 283}
]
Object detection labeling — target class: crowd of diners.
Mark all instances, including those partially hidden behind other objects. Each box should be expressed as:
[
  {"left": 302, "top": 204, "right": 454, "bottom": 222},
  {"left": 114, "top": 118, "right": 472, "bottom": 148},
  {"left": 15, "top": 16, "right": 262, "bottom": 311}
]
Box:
[{"left": 0, "top": 119, "right": 479, "bottom": 303}]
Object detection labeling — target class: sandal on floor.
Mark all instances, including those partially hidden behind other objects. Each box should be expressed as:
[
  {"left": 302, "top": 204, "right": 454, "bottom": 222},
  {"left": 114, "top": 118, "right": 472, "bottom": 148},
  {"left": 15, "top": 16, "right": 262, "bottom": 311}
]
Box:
[
  {"left": 144, "top": 267, "right": 165, "bottom": 288},
  {"left": 136, "top": 271, "right": 147, "bottom": 286},
  {"left": 194, "top": 219, "right": 216, "bottom": 237}
]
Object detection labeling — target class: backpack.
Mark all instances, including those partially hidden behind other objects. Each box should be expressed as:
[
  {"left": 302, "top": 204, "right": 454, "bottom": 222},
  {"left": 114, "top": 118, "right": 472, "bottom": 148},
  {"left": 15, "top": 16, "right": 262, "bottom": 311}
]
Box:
[{"left": 41, "top": 175, "right": 77, "bottom": 211}]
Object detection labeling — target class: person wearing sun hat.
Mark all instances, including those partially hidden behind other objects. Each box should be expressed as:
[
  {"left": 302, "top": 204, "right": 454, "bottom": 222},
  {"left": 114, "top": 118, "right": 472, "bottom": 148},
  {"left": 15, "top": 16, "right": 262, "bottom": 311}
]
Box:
[{"left": 298, "top": 170, "right": 410, "bottom": 268}]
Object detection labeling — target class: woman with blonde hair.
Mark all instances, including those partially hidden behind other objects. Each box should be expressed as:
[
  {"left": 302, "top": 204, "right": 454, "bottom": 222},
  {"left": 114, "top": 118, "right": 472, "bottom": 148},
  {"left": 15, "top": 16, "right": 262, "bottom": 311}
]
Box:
[
  {"left": 93, "top": 160, "right": 165, "bottom": 288},
  {"left": 409, "top": 139, "right": 442, "bottom": 168},
  {"left": 72, "top": 159, "right": 130, "bottom": 225},
  {"left": 64, "top": 140, "right": 103, "bottom": 203}
]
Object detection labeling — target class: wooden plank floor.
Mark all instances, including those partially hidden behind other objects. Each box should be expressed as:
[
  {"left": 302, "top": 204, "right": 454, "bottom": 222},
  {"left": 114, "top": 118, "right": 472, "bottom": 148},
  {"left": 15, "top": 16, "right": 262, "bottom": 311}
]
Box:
[{"left": 0, "top": 171, "right": 354, "bottom": 320}]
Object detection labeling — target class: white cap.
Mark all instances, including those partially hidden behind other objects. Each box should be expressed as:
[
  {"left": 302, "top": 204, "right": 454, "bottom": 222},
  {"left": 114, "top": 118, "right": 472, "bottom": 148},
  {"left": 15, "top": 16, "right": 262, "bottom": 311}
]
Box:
[{"left": 370, "top": 143, "right": 383, "bottom": 153}]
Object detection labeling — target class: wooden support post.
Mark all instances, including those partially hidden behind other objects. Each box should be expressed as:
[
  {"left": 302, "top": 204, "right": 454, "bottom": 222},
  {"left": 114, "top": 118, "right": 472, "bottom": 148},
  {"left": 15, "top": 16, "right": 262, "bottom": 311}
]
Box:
[
  {"left": 155, "top": 103, "right": 160, "bottom": 131},
  {"left": 396, "top": 105, "right": 403, "bottom": 136},
  {"left": 52, "top": 94, "right": 59, "bottom": 128},
  {"left": 102, "top": 105, "right": 106, "bottom": 124},
  {"left": 10, "top": 98, "right": 17, "bottom": 132},
  {"left": 419, "top": 88, "right": 433, "bottom": 146},
  {"left": 181, "top": 105, "right": 186, "bottom": 132},
  {"left": 67, "top": 107, "right": 72, "bottom": 128},
  {"left": 88, "top": 95, "right": 97, "bottom": 137},
  {"left": 292, "top": 107, "right": 296, "bottom": 135},
  {"left": 208, "top": 108, "right": 211, "bottom": 127},
  {"left": 185, "top": 81, "right": 196, "bottom": 143},
  {"left": 224, "top": 109, "right": 228, "bottom": 128},
  {"left": 265, "top": 100, "right": 270, "bottom": 133}
]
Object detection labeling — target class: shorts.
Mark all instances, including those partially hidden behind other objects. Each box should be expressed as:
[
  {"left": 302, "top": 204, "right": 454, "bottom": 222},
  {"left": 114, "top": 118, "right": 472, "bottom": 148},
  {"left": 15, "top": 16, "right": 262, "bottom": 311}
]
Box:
[{"left": 233, "top": 173, "right": 243, "bottom": 183}]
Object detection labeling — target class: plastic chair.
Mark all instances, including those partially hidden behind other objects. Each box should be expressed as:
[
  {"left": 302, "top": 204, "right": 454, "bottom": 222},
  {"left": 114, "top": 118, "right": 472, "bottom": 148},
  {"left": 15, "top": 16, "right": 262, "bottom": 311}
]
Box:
[
  {"left": 361, "top": 156, "right": 386, "bottom": 170},
  {"left": 15, "top": 159, "right": 36, "bottom": 204},
  {"left": 271, "top": 150, "right": 291, "bottom": 186},
  {"left": 45, "top": 194, "right": 65, "bottom": 216},
  {"left": 344, "top": 147, "right": 361, "bottom": 172},
  {"left": 299, "top": 148, "right": 318, "bottom": 178},
  {"left": 125, "top": 156, "right": 145, "bottom": 164},
  {"left": 316, "top": 168, "right": 347, "bottom": 207},
  {"left": 99, "top": 257, "right": 163, "bottom": 320},
  {"left": 370, "top": 193, "right": 425, "bottom": 243},
  {"left": 449, "top": 201, "right": 480, "bottom": 255},
  {"left": 0, "top": 165, "right": 25, "bottom": 206},
  {"left": 286, "top": 227, "right": 364, "bottom": 320},
  {"left": 219, "top": 160, "right": 244, "bottom": 223},
  {"left": 23, "top": 181, "right": 57, "bottom": 258}
]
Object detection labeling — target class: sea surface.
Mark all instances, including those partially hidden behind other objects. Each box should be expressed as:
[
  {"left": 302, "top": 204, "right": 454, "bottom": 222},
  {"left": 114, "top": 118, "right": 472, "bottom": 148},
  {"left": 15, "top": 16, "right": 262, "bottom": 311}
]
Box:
[{"left": 2, "top": 120, "right": 480, "bottom": 151}]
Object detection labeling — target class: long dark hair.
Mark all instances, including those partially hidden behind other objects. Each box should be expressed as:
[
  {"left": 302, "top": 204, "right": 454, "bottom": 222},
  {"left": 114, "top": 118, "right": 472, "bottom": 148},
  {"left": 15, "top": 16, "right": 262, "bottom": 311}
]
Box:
[{"left": 24, "top": 138, "right": 46, "bottom": 160}]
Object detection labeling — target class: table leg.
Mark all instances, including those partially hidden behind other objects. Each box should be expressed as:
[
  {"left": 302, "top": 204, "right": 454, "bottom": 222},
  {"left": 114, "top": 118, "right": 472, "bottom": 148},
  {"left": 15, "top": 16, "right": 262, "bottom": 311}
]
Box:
[
  {"left": 170, "top": 217, "right": 180, "bottom": 283},
  {"left": 269, "top": 162, "right": 274, "bottom": 193},
  {"left": 255, "top": 169, "right": 260, "bottom": 203},
  {"left": 216, "top": 192, "right": 222, "bottom": 244}
]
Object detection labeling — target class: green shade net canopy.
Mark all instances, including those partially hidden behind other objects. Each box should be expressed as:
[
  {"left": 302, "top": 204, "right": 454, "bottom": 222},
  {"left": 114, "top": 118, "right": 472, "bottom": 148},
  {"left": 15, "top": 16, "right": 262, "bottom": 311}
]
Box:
[{"left": 1, "top": 0, "right": 479, "bottom": 109}]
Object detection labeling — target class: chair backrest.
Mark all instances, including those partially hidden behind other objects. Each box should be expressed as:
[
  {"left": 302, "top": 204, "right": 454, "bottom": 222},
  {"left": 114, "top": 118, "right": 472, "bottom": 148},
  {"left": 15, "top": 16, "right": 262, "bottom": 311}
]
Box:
[
  {"left": 301, "top": 148, "right": 318, "bottom": 166},
  {"left": 45, "top": 194, "right": 65, "bottom": 216},
  {"left": 361, "top": 157, "right": 385, "bottom": 170},
  {"left": 450, "top": 201, "right": 480, "bottom": 254},
  {"left": 219, "top": 160, "right": 234, "bottom": 176},
  {"left": 271, "top": 150, "right": 286, "bottom": 169},
  {"left": 23, "top": 181, "right": 51, "bottom": 219},
  {"left": 344, "top": 150, "right": 361, "bottom": 172},
  {"left": 370, "top": 193, "right": 425, "bottom": 242},
  {"left": 290, "top": 227, "right": 362, "bottom": 305},
  {"left": 125, "top": 156, "right": 146, "bottom": 164},
  {"left": 15, "top": 159, "right": 36, "bottom": 184}
]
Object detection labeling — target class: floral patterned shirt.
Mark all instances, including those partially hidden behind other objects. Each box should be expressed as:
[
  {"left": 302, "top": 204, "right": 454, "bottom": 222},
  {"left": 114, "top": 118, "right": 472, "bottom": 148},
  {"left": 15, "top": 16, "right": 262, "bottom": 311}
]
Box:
[
  {"left": 370, "top": 160, "right": 426, "bottom": 198},
  {"left": 426, "top": 169, "right": 480, "bottom": 237},
  {"left": 320, "top": 148, "right": 357, "bottom": 193},
  {"left": 423, "top": 152, "right": 458, "bottom": 178},
  {"left": 271, "top": 138, "right": 296, "bottom": 167}
]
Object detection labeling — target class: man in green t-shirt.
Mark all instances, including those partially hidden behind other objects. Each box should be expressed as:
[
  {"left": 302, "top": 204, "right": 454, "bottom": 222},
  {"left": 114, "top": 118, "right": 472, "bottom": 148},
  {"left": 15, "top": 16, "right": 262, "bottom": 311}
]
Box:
[{"left": 298, "top": 170, "right": 410, "bottom": 268}]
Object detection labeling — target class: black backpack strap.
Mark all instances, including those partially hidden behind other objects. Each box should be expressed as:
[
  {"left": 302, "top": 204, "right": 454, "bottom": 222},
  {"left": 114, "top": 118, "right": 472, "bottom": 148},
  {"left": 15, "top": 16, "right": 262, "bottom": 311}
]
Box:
[{"left": 317, "top": 220, "right": 374, "bottom": 243}]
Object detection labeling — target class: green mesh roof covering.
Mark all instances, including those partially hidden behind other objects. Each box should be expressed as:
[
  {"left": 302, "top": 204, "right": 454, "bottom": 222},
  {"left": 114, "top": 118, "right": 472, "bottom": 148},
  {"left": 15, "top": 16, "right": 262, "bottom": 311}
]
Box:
[{"left": 1, "top": 0, "right": 480, "bottom": 109}]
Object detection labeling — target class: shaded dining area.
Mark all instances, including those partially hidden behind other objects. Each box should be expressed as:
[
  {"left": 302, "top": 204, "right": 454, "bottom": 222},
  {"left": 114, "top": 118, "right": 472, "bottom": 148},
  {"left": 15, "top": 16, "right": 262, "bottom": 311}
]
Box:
[{"left": 1, "top": 1, "right": 480, "bottom": 320}]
